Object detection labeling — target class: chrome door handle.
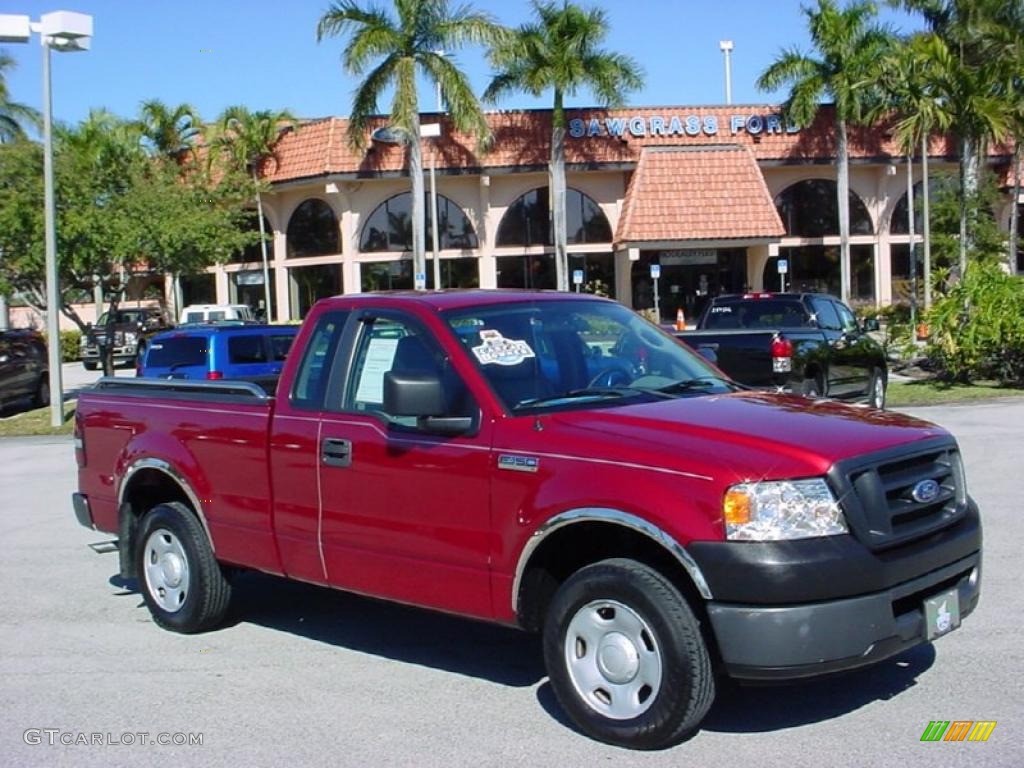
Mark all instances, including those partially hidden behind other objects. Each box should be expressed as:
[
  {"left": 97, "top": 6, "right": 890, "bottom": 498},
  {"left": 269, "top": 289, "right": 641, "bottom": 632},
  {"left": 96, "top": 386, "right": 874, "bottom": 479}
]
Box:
[{"left": 321, "top": 438, "right": 352, "bottom": 468}]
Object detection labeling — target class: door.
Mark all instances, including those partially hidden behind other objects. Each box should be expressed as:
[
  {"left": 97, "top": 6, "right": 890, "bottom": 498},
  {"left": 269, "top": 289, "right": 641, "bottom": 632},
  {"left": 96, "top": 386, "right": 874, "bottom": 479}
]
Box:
[
  {"left": 831, "top": 300, "right": 874, "bottom": 396},
  {"left": 316, "top": 311, "right": 494, "bottom": 618}
]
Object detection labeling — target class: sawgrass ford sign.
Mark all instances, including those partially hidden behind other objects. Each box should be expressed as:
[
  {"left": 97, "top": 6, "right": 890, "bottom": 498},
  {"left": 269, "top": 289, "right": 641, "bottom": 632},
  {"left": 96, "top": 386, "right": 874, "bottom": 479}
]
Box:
[{"left": 568, "top": 112, "right": 800, "bottom": 139}]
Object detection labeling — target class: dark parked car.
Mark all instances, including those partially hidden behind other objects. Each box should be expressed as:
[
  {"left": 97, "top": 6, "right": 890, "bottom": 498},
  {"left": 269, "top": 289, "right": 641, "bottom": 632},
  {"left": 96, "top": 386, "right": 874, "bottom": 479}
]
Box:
[
  {"left": 138, "top": 324, "right": 298, "bottom": 393},
  {"left": 677, "top": 292, "right": 888, "bottom": 407},
  {"left": 80, "top": 307, "right": 172, "bottom": 371},
  {"left": 0, "top": 330, "right": 49, "bottom": 410}
]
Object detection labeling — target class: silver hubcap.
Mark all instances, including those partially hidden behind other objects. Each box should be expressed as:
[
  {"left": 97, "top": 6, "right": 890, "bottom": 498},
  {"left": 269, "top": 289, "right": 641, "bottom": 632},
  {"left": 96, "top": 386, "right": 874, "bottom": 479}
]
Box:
[
  {"left": 564, "top": 600, "right": 662, "bottom": 720},
  {"left": 143, "top": 528, "right": 190, "bottom": 613}
]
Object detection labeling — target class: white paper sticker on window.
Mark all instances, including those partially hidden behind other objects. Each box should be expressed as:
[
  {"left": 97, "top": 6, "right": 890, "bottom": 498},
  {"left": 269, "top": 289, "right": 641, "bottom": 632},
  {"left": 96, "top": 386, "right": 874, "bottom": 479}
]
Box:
[
  {"left": 354, "top": 336, "right": 399, "bottom": 404},
  {"left": 472, "top": 330, "right": 535, "bottom": 366}
]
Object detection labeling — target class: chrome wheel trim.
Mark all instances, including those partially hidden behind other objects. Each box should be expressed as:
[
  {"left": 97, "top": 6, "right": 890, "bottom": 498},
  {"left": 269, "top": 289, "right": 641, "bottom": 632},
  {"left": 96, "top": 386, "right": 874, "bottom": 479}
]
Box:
[
  {"left": 870, "top": 374, "right": 885, "bottom": 409},
  {"left": 142, "top": 528, "right": 190, "bottom": 613},
  {"left": 564, "top": 599, "right": 663, "bottom": 720}
]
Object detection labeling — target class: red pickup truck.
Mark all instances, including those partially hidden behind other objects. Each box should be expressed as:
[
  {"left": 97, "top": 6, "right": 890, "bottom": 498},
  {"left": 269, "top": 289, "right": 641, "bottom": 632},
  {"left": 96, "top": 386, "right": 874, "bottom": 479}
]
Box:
[{"left": 73, "top": 291, "right": 981, "bottom": 749}]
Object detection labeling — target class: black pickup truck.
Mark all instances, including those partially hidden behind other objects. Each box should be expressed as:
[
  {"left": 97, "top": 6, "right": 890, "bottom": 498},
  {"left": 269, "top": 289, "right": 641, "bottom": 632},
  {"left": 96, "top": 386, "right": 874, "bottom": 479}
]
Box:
[{"left": 676, "top": 292, "right": 888, "bottom": 408}]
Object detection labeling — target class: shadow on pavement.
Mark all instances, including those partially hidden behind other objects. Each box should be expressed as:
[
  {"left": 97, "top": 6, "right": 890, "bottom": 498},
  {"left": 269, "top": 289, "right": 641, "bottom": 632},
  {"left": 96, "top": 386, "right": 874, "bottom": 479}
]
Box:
[
  {"left": 226, "top": 571, "right": 544, "bottom": 687},
  {"left": 108, "top": 567, "right": 935, "bottom": 730}
]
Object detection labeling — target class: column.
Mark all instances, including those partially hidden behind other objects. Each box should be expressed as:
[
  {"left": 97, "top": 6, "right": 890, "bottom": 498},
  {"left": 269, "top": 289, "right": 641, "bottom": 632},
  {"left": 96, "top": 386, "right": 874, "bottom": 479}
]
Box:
[{"left": 477, "top": 175, "right": 496, "bottom": 289}]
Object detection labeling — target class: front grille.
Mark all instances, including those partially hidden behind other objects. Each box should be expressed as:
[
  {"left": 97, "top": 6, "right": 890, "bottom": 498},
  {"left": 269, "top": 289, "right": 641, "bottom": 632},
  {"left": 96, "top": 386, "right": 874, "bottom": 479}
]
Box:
[{"left": 829, "top": 437, "right": 968, "bottom": 551}]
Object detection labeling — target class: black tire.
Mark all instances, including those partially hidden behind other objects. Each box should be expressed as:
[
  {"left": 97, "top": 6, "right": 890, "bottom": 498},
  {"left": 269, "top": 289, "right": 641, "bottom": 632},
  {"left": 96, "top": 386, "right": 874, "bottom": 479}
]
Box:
[
  {"left": 83, "top": 361, "right": 98, "bottom": 371},
  {"left": 867, "top": 368, "right": 886, "bottom": 410},
  {"left": 33, "top": 376, "right": 50, "bottom": 408},
  {"left": 135, "top": 502, "right": 231, "bottom": 633},
  {"left": 800, "top": 375, "right": 822, "bottom": 398},
  {"left": 543, "top": 558, "right": 714, "bottom": 750}
]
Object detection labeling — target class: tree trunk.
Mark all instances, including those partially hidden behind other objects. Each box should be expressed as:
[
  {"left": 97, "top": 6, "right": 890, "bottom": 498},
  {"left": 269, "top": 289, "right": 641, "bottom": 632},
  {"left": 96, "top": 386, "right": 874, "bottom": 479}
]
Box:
[
  {"left": 101, "top": 291, "right": 123, "bottom": 378},
  {"left": 408, "top": 113, "right": 426, "bottom": 289},
  {"left": 0, "top": 294, "right": 8, "bottom": 331},
  {"left": 906, "top": 155, "right": 917, "bottom": 330},
  {"left": 550, "top": 89, "right": 568, "bottom": 292},
  {"left": 921, "top": 132, "right": 933, "bottom": 309},
  {"left": 253, "top": 168, "right": 273, "bottom": 320},
  {"left": 836, "top": 119, "right": 851, "bottom": 303},
  {"left": 959, "top": 135, "right": 980, "bottom": 279},
  {"left": 1010, "top": 139, "right": 1021, "bottom": 276}
]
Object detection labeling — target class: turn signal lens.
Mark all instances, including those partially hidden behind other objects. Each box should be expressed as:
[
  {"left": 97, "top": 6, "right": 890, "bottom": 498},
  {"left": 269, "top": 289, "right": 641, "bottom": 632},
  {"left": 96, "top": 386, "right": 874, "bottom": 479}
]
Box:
[{"left": 723, "top": 490, "right": 751, "bottom": 525}]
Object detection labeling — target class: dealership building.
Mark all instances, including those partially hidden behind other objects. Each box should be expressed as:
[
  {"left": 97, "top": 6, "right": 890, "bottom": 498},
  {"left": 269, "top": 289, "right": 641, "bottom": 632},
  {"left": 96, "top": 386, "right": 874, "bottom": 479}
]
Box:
[{"left": 174, "top": 104, "right": 1020, "bottom": 323}]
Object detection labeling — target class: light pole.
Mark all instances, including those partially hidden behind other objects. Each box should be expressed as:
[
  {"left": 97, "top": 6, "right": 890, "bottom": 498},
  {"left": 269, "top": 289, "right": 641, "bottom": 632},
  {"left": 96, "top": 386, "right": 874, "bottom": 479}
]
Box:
[
  {"left": 420, "top": 123, "right": 442, "bottom": 291},
  {"left": 719, "top": 40, "right": 734, "bottom": 105},
  {"left": 0, "top": 11, "right": 93, "bottom": 428}
]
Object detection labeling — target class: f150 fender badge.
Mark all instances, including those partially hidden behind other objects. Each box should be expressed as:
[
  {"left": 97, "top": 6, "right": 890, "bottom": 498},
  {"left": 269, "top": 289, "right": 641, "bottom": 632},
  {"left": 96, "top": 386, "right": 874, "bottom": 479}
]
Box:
[
  {"left": 498, "top": 454, "right": 540, "bottom": 473},
  {"left": 911, "top": 479, "right": 941, "bottom": 503}
]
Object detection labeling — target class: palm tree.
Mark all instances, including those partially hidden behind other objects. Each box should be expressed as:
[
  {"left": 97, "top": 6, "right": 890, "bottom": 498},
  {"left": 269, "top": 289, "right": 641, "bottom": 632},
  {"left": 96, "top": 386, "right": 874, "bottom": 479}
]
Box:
[
  {"left": 317, "top": 0, "right": 500, "bottom": 290},
  {"left": 0, "top": 50, "right": 41, "bottom": 143},
  {"left": 892, "top": 0, "right": 1013, "bottom": 278},
  {"left": 213, "top": 106, "right": 295, "bottom": 318},
  {"left": 758, "top": 0, "right": 891, "bottom": 303},
  {"left": 485, "top": 1, "right": 642, "bottom": 292},
  {"left": 137, "top": 99, "right": 202, "bottom": 160},
  {"left": 874, "top": 34, "right": 952, "bottom": 309}
]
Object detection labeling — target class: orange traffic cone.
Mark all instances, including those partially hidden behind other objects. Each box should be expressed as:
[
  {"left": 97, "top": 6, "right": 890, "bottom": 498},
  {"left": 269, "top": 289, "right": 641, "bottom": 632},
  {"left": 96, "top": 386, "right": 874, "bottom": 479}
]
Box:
[{"left": 675, "top": 308, "right": 686, "bottom": 331}]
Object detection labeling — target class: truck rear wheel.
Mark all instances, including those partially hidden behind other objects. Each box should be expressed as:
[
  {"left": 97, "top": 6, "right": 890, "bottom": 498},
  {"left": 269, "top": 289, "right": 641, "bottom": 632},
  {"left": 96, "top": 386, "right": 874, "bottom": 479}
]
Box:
[
  {"left": 135, "top": 502, "right": 231, "bottom": 634},
  {"left": 542, "top": 558, "right": 714, "bottom": 750}
]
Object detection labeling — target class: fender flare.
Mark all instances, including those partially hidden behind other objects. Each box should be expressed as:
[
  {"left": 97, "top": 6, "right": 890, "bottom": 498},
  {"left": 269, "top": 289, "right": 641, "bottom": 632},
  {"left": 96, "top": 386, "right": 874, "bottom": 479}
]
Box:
[
  {"left": 117, "top": 457, "right": 215, "bottom": 552},
  {"left": 510, "top": 507, "right": 713, "bottom": 617}
]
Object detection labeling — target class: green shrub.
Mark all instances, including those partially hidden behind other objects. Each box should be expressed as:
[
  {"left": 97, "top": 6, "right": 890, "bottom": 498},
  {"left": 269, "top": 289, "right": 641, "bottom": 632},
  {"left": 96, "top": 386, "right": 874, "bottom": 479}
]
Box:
[
  {"left": 60, "top": 330, "right": 81, "bottom": 362},
  {"left": 926, "top": 264, "right": 1024, "bottom": 383}
]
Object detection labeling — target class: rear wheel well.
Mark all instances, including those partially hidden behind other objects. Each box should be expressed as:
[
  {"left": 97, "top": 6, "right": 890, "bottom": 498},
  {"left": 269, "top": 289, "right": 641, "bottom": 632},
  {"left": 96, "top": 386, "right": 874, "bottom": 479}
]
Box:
[
  {"left": 516, "top": 522, "right": 713, "bottom": 653},
  {"left": 119, "top": 468, "right": 201, "bottom": 578}
]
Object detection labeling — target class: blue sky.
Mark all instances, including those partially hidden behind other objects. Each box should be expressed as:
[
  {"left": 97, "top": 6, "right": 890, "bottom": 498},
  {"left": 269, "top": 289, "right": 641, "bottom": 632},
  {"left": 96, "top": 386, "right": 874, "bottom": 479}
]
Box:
[{"left": 3, "top": 0, "right": 924, "bottom": 126}]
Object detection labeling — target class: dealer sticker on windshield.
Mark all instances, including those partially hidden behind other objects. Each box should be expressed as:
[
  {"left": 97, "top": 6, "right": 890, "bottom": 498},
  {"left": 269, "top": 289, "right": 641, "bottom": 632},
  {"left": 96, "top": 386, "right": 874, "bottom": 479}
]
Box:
[{"left": 472, "top": 330, "right": 536, "bottom": 366}]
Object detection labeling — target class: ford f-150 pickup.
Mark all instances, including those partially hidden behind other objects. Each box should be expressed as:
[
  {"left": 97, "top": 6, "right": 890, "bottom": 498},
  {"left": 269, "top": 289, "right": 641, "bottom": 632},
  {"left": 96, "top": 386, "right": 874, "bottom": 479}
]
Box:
[
  {"left": 677, "top": 292, "right": 888, "bottom": 407},
  {"left": 72, "top": 291, "right": 982, "bottom": 749}
]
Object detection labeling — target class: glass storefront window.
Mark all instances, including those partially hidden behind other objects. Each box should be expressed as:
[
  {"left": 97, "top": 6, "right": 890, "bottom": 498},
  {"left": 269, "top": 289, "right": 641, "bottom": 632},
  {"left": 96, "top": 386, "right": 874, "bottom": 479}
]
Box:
[
  {"left": 775, "top": 179, "right": 874, "bottom": 237},
  {"left": 430, "top": 258, "right": 479, "bottom": 289},
  {"left": 230, "top": 269, "right": 276, "bottom": 320},
  {"left": 290, "top": 263, "right": 342, "bottom": 319},
  {"left": 567, "top": 252, "right": 616, "bottom": 298},
  {"left": 496, "top": 187, "right": 612, "bottom": 246},
  {"left": 232, "top": 213, "right": 274, "bottom": 264},
  {"left": 361, "top": 260, "right": 413, "bottom": 292},
  {"left": 890, "top": 243, "right": 924, "bottom": 304},
  {"left": 496, "top": 253, "right": 556, "bottom": 289},
  {"left": 766, "top": 245, "right": 875, "bottom": 303},
  {"left": 287, "top": 199, "right": 339, "bottom": 258},
  {"left": 631, "top": 249, "right": 746, "bottom": 322},
  {"left": 359, "top": 193, "right": 479, "bottom": 252},
  {"left": 180, "top": 273, "right": 215, "bottom": 306}
]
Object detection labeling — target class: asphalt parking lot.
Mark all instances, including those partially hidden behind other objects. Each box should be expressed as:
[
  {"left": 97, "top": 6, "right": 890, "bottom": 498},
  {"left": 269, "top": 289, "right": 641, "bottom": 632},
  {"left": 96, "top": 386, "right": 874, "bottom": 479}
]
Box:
[{"left": 0, "top": 399, "right": 1020, "bottom": 767}]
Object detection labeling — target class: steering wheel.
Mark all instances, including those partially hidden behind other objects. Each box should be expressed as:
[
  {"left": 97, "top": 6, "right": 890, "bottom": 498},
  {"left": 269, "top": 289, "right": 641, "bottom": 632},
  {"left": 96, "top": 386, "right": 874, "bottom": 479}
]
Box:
[{"left": 588, "top": 366, "right": 633, "bottom": 388}]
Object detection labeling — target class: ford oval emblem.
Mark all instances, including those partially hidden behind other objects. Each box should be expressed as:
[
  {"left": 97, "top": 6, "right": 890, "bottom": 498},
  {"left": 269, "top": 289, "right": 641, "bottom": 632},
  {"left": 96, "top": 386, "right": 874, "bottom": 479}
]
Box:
[{"left": 911, "top": 479, "right": 941, "bottom": 503}]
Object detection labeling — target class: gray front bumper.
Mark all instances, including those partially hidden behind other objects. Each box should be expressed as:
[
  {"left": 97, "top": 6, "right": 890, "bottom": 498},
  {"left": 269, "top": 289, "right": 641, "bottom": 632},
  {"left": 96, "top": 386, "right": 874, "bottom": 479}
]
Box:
[{"left": 709, "top": 553, "right": 981, "bottom": 680}]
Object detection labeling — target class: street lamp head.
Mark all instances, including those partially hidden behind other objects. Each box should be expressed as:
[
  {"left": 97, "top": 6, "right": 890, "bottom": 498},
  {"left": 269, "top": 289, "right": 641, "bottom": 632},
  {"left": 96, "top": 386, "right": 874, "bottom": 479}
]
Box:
[
  {"left": 39, "top": 11, "right": 93, "bottom": 52},
  {"left": 370, "top": 125, "right": 410, "bottom": 145},
  {"left": 0, "top": 14, "right": 32, "bottom": 43},
  {"left": 719, "top": 39, "right": 733, "bottom": 52}
]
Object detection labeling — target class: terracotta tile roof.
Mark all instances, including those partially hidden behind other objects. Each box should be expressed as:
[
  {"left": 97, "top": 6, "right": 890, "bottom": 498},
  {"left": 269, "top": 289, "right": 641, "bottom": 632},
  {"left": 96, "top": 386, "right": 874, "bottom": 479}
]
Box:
[
  {"left": 615, "top": 145, "right": 785, "bottom": 244},
  {"left": 256, "top": 105, "right": 1011, "bottom": 184}
]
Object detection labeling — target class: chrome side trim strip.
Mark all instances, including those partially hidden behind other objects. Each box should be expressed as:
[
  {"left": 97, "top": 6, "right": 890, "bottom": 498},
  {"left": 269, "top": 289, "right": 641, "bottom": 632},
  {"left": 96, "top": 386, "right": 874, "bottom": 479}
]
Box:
[
  {"left": 511, "top": 507, "right": 713, "bottom": 617},
  {"left": 117, "top": 458, "right": 215, "bottom": 552}
]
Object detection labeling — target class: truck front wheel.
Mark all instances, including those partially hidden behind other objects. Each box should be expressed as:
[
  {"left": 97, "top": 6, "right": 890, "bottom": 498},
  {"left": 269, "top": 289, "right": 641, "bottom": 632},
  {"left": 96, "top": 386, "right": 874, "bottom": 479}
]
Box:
[
  {"left": 135, "top": 502, "right": 231, "bottom": 633},
  {"left": 543, "top": 558, "right": 714, "bottom": 749}
]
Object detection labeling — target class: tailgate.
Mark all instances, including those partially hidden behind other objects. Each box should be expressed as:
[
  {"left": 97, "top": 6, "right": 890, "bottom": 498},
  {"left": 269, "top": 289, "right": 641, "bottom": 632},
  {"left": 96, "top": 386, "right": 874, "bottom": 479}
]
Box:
[{"left": 676, "top": 330, "right": 779, "bottom": 388}]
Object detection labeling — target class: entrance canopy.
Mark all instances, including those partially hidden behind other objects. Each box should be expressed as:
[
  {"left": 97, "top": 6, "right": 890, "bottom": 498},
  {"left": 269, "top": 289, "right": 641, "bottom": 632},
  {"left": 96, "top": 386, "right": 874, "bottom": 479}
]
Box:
[{"left": 615, "top": 145, "right": 785, "bottom": 247}]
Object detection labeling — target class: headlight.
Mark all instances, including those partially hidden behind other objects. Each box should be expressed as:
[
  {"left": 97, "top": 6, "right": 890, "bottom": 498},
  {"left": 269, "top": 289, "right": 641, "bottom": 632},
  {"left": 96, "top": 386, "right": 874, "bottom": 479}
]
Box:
[
  {"left": 723, "top": 478, "right": 847, "bottom": 541},
  {"left": 124, "top": 331, "right": 138, "bottom": 344}
]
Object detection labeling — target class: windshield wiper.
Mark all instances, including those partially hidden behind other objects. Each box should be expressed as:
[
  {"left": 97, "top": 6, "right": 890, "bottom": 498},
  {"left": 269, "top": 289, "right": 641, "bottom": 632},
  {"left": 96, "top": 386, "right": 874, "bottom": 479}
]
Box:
[
  {"left": 514, "top": 387, "right": 641, "bottom": 411},
  {"left": 655, "top": 375, "right": 738, "bottom": 394}
]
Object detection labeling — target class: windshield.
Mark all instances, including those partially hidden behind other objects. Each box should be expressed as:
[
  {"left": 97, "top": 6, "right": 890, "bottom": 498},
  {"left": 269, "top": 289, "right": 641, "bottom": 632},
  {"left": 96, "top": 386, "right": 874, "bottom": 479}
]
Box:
[
  {"left": 444, "top": 299, "right": 733, "bottom": 413},
  {"left": 96, "top": 310, "right": 146, "bottom": 326}
]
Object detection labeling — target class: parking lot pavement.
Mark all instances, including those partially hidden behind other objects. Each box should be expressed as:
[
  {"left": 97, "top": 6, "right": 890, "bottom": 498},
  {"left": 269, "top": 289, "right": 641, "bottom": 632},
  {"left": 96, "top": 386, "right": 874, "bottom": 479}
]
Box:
[
  {"left": 61, "top": 361, "right": 132, "bottom": 400},
  {"left": 0, "top": 401, "right": 1020, "bottom": 767}
]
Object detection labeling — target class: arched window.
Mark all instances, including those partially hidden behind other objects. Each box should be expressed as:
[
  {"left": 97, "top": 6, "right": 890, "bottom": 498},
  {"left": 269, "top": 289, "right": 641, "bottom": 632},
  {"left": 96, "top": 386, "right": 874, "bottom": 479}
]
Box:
[
  {"left": 231, "top": 213, "right": 273, "bottom": 264},
  {"left": 496, "top": 187, "right": 612, "bottom": 246},
  {"left": 359, "top": 193, "right": 478, "bottom": 252},
  {"left": 890, "top": 179, "right": 946, "bottom": 234},
  {"left": 774, "top": 179, "right": 873, "bottom": 237},
  {"left": 287, "top": 199, "right": 339, "bottom": 258}
]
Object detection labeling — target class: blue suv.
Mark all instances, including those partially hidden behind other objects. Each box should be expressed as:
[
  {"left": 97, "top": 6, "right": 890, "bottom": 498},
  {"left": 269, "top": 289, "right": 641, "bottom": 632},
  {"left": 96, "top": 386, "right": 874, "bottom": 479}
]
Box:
[{"left": 139, "top": 325, "right": 298, "bottom": 390}]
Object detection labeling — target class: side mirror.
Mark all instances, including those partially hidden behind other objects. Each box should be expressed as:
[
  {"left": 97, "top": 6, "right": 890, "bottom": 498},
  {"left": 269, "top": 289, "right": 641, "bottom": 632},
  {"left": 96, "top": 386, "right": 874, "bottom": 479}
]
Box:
[
  {"left": 862, "top": 318, "right": 880, "bottom": 332},
  {"left": 696, "top": 345, "right": 718, "bottom": 365},
  {"left": 383, "top": 371, "right": 473, "bottom": 436}
]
